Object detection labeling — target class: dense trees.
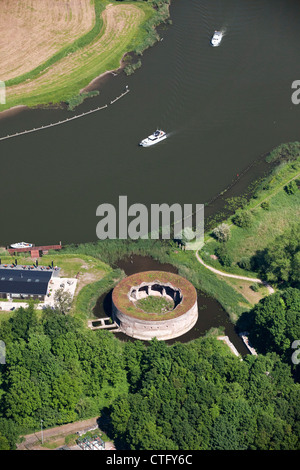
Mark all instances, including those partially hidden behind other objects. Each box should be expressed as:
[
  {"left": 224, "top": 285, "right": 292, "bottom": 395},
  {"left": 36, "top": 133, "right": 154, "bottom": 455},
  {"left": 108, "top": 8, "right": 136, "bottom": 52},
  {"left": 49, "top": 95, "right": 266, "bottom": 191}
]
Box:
[
  {"left": 108, "top": 339, "right": 299, "bottom": 450},
  {"left": 0, "top": 301, "right": 299, "bottom": 450},
  {"left": 0, "top": 306, "right": 127, "bottom": 446},
  {"left": 244, "top": 288, "right": 300, "bottom": 361}
]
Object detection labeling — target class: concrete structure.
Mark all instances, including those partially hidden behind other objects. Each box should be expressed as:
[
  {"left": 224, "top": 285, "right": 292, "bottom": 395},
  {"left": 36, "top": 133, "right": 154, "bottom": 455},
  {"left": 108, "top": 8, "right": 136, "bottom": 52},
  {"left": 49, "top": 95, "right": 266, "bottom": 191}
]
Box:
[{"left": 112, "top": 271, "right": 198, "bottom": 341}]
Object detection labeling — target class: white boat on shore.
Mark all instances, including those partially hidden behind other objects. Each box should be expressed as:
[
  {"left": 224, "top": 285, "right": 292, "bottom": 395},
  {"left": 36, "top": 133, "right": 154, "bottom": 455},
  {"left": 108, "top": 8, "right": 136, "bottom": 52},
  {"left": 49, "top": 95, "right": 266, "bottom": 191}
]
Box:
[
  {"left": 10, "top": 242, "right": 33, "bottom": 249},
  {"left": 210, "top": 30, "right": 223, "bottom": 47},
  {"left": 139, "top": 129, "right": 167, "bottom": 147}
]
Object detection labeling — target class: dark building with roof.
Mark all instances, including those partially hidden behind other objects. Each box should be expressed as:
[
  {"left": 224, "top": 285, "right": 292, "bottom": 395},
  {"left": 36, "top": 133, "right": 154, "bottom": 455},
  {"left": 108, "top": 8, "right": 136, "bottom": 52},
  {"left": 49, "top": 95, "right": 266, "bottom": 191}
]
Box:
[{"left": 0, "top": 268, "right": 52, "bottom": 301}]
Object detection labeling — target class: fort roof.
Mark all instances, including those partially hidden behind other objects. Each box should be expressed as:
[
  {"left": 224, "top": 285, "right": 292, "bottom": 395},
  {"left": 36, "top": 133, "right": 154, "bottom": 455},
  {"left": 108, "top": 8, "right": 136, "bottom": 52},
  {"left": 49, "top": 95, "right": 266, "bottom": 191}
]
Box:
[{"left": 112, "top": 271, "right": 197, "bottom": 321}]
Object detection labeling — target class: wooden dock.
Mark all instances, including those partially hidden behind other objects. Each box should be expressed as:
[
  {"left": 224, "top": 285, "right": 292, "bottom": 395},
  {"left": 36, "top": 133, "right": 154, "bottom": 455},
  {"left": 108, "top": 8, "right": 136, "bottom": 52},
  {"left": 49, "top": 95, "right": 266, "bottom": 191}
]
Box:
[{"left": 7, "top": 244, "right": 62, "bottom": 257}]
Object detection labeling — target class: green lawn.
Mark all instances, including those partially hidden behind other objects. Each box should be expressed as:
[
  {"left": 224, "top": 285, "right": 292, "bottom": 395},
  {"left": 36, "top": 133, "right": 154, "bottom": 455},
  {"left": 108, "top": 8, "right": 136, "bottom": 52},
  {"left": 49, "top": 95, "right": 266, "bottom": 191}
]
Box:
[
  {"left": 0, "top": 252, "right": 109, "bottom": 279},
  {"left": 136, "top": 295, "right": 174, "bottom": 314}
]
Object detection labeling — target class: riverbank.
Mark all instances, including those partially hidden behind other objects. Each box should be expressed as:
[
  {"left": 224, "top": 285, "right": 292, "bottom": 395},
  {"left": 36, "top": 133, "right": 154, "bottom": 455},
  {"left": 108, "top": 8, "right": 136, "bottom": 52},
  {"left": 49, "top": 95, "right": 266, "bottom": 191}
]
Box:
[
  {"left": 0, "top": 0, "right": 171, "bottom": 114},
  {"left": 199, "top": 150, "right": 300, "bottom": 284}
]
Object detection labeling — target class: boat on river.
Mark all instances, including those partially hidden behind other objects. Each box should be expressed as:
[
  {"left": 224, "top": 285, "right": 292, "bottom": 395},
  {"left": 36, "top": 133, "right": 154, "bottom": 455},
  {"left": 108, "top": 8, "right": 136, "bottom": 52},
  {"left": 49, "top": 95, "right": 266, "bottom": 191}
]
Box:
[
  {"left": 139, "top": 130, "right": 167, "bottom": 147},
  {"left": 210, "top": 31, "right": 223, "bottom": 47},
  {"left": 10, "top": 242, "right": 33, "bottom": 249}
]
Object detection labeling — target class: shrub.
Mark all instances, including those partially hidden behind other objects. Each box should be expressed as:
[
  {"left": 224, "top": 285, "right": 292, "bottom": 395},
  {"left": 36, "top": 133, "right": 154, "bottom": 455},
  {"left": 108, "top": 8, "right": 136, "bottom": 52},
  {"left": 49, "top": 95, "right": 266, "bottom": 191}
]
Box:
[
  {"left": 124, "top": 60, "right": 142, "bottom": 76},
  {"left": 284, "top": 180, "right": 298, "bottom": 195},
  {"left": 232, "top": 210, "right": 254, "bottom": 228},
  {"left": 66, "top": 91, "right": 99, "bottom": 111},
  {"left": 261, "top": 201, "right": 270, "bottom": 210},
  {"left": 215, "top": 245, "right": 232, "bottom": 267},
  {"left": 212, "top": 223, "right": 231, "bottom": 243},
  {"left": 238, "top": 257, "right": 252, "bottom": 271},
  {"left": 265, "top": 141, "right": 300, "bottom": 163}
]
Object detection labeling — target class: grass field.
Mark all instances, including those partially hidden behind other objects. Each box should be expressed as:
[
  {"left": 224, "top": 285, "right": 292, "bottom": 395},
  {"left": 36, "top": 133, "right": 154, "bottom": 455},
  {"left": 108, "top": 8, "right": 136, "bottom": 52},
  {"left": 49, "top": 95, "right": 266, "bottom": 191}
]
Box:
[
  {"left": 0, "top": 0, "right": 157, "bottom": 111},
  {"left": 219, "top": 276, "right": 269, "bottom": 307},
  {"left": 0, "top": 251, "right": 110, "bottom": 293},
  {"left": 0, "top": 0, "right": 96, "bottom": 82},
  {"left": 200, "top": 157, "right": 300, "bottom": 277}
]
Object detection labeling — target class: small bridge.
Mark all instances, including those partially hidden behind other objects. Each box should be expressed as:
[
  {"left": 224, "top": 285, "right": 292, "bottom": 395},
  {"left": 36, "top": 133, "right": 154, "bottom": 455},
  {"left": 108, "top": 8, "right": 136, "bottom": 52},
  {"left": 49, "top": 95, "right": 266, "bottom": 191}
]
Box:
[{"left": 88, "top": 317, "right": 120, "bottom": 332}]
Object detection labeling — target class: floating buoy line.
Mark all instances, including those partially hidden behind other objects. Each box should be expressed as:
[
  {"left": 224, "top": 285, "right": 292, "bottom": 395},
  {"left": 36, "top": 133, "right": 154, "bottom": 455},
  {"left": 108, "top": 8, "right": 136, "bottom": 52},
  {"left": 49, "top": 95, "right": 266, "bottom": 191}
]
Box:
[{"left": 0, "top": 88, "right": 130, "bottom": 142}]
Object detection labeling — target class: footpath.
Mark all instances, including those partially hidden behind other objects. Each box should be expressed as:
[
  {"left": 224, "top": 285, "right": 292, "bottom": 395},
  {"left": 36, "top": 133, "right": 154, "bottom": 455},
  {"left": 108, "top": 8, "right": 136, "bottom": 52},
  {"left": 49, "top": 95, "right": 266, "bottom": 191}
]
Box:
[{"left": 195, "top": 251, "right": 275, "bottom": 294}]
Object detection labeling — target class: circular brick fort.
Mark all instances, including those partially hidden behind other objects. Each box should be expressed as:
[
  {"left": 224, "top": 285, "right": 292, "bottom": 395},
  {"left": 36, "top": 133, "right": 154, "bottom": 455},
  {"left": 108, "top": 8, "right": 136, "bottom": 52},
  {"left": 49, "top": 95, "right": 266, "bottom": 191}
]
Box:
[{"left": 112, "top": 271, "right": 198, "bottom": 341}]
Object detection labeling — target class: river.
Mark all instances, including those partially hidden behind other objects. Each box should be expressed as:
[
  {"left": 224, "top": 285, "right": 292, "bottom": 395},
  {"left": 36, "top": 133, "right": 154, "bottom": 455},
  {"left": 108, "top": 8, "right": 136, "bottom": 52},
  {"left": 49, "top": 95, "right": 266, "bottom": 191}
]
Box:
[{"left": 0, "top": 0, "right": 300, "bottom": 246}]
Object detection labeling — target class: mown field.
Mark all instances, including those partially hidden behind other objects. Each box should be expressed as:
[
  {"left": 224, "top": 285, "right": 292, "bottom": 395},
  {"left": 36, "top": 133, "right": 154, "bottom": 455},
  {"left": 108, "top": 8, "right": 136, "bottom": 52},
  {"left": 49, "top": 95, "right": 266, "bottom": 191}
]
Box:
[
  {"left": 0, "top": 0, "right": 158, "bottom": 111},
  {"left": 0, "top": 0, "right": 96, "bottom": 81}
]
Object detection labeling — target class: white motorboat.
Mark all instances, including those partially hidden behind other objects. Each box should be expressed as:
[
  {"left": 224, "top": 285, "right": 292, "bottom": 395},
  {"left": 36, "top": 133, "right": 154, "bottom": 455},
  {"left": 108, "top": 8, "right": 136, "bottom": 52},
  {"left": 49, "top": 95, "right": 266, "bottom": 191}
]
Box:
[
  {"left": 139, "top": 129, "right": 167, "bottom": 147},
  {"left": 210, "top": 30, "right": 223, "bottom": 47},
  {"left": 10, "top": 242, "right": 33, "bottom": 249}
]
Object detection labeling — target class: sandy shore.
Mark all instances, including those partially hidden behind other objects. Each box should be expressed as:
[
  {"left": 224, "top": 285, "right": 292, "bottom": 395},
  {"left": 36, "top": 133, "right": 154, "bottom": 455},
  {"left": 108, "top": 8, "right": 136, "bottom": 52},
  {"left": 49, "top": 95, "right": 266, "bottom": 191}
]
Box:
[{"left": 0, "top": 105, "right": 28, "bottom": 120}]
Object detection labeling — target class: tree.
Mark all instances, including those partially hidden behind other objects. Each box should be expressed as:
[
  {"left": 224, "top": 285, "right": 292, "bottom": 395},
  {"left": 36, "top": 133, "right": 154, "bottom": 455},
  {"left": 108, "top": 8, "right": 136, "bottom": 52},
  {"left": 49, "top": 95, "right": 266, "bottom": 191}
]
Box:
[
  {"left": 8, "top": 304, "right": 38, "bottom": 342},
  {"left": 256, "top": 222, "right": 300, "bottom": 286},
  {"left": 238, "top": 256, "right": 252, "bottom": 271},
  {"left": 0, "top": 433, "right": 10, "bottom": 450},
  {"left": 291, "top": 251, "right": 300, "bottom": 284},
  {"left": 4, "top": 366, "right": 42, "bottom": 428},
  {"left": 212, "top": 223, "right": 231, "bottom": 242},
  {"left": 54, "top": 288, "right": 73, "bottom": 314},
  {"left": 215, "top": 244, "right": 232, "bottom": 267},
  {"left": 0, "top": 419, "right": 20, "bottom": 450},
  {"left": 284, "top": 180, "right": 298, "bottom": 195},
  {"left": 232, "top": 210, "right": 254, "bottom": 228},
  {"left": 261, "top": 201, "right": 270, "bottom": 210},
  {"left": 249, "top": 288, "right": 300, "bottom": 360}
]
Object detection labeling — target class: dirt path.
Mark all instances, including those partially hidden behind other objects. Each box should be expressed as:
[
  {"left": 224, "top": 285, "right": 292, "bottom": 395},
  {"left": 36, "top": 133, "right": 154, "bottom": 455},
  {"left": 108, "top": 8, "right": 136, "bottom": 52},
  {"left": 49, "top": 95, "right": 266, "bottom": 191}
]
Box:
[
  {"left": 17, "top": 417, "right": 101, "bottom": 450},
  {"left": 195, "top": 251, "right": 275, "bottom": 294}
]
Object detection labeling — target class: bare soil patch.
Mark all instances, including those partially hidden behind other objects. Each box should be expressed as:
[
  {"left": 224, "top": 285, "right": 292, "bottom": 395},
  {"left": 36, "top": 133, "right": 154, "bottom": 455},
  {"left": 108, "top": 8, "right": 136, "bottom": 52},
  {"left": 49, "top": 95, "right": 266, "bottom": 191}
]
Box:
[
  {"left": 6, "top": 4, "right": 145, "bottom": 104},
  {"left": 0, "top": 0, "right": 95, "bottom": 80}
]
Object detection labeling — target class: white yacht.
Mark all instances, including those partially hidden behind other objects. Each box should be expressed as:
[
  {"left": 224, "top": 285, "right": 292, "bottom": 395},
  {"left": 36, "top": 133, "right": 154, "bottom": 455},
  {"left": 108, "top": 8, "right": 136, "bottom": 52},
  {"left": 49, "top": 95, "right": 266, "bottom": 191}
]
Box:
[
  {"left": 210, "top": 31, "right": 223, "bottom": 47},
  {"left": 10, "top": 242, "right": 33, "bottom": 249},
  {"left": 139, "top": 130, "right": 167, "bottom": 147}
]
